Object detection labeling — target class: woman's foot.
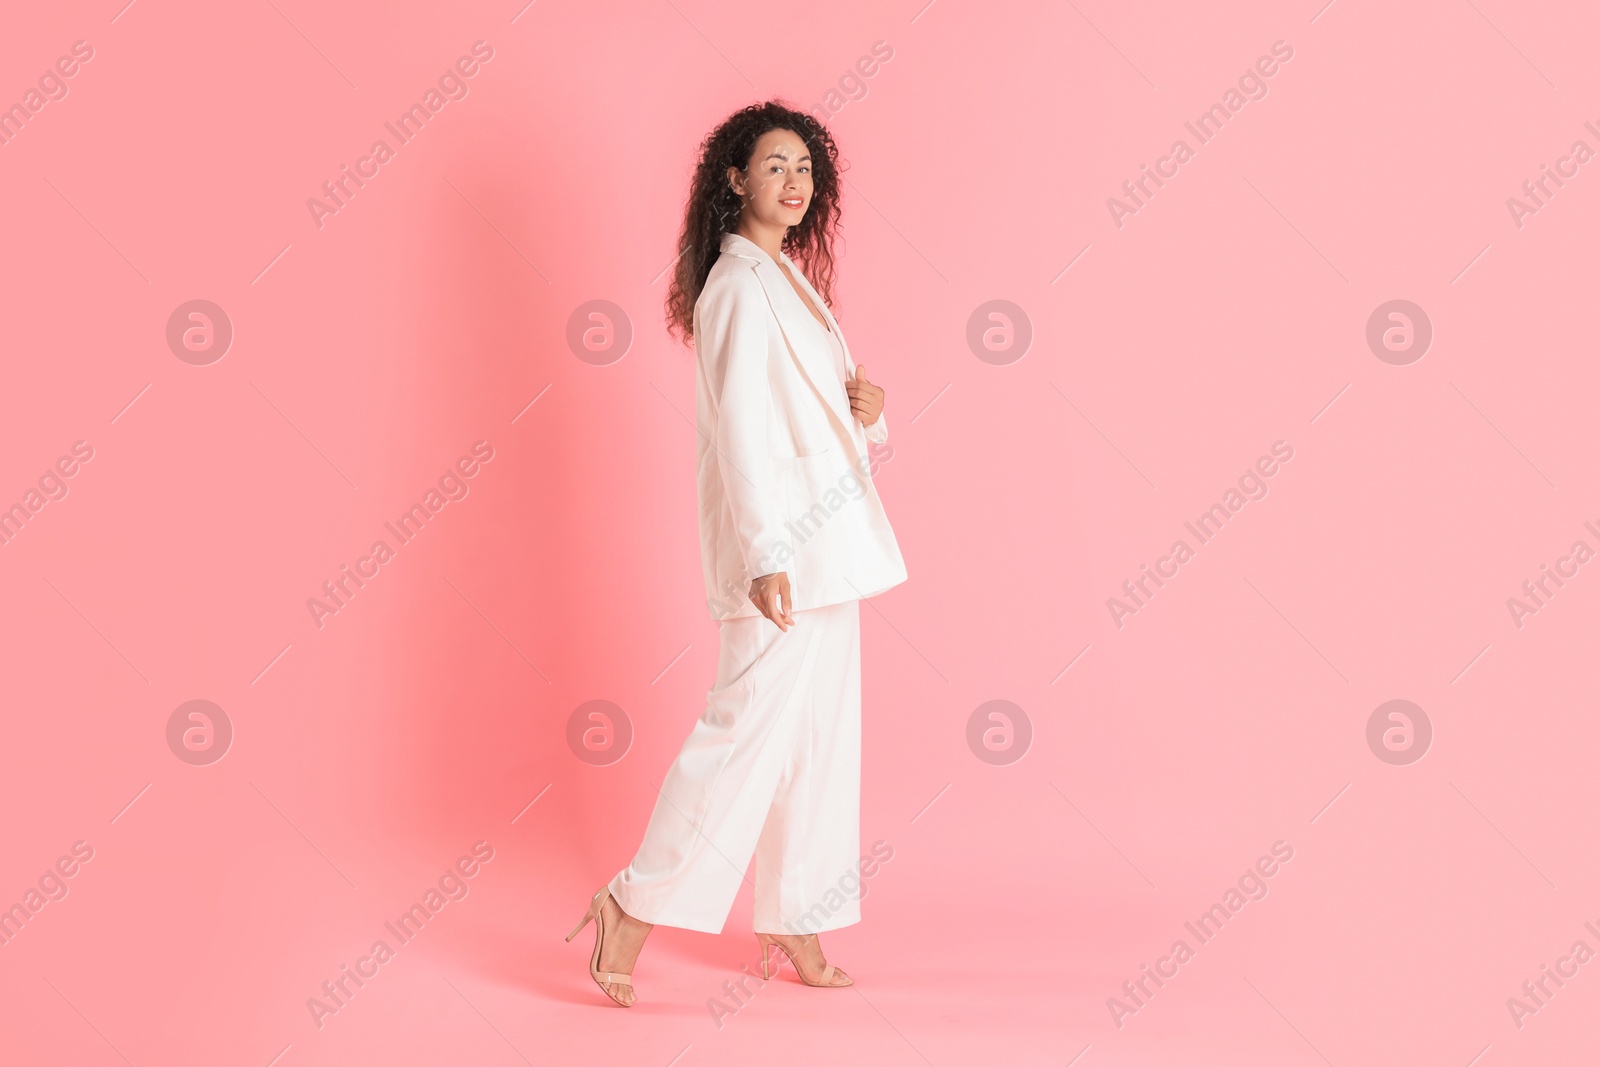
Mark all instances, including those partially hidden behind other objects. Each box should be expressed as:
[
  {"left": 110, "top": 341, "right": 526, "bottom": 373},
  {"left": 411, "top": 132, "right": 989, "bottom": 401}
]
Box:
[
  {"left": 756, "top": 932, "right": 853, "bottom": 987},
  {"left": 595, "top": 895, "right": 653, "bottom": 1006}
]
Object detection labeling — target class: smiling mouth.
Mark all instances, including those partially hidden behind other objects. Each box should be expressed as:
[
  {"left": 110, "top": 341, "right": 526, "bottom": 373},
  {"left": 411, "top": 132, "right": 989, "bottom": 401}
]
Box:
[{"left": 781, "top": 199, "right": 804, "bottom": 208}]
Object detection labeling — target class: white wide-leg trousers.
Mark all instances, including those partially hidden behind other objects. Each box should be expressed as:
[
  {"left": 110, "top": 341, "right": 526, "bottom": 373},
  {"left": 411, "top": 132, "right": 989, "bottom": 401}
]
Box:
[{"left": 609, "top": 599, "right": 862, "bottom": 934}]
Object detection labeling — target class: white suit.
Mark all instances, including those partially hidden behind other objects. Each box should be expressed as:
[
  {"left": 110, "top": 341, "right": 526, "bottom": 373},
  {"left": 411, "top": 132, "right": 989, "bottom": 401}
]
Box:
[{"left": 609, "top": 232, "right": 906, "bottom": 934}]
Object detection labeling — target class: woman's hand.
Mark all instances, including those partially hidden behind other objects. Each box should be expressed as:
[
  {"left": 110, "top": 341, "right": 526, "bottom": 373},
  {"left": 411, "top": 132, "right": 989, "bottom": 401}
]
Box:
[
  {"left": 847, "top": 364, "right": 884, "bottom": 427},
  {"left": 749, "top": 572, "right": 794, "bottom": 631}
]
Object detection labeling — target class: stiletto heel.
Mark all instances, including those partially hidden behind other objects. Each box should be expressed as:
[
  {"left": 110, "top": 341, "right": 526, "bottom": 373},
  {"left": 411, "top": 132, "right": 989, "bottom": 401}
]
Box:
[
  {"left": 567, "top": 886, "right": 636, "bottom": 1007},
  {"left": 564, "top": 909, "right": 594, "bottom": 943},
  {"left": 754, "top": 932, "right": 851, "bottom": 987}
]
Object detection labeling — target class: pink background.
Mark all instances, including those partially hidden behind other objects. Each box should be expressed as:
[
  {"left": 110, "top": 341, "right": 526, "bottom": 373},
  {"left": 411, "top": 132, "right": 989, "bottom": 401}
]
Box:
[{"left": 2, "top": 0, "right": 1597, "bottom": 1063}]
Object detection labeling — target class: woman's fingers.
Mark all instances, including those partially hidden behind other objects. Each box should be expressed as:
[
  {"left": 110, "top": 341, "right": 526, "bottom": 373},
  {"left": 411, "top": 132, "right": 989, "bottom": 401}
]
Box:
[
  {"left": 750, "top": 573, "right": 794, "bottom": 631},
  {"left": 776, "top": 572, "right": 794, "bottom": 627},
  {"left": 846, "top": 378, "right": 884, "bottom": 426}
]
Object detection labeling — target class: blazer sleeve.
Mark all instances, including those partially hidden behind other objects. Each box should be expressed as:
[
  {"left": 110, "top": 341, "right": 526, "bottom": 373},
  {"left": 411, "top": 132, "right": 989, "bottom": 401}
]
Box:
[
  {"left": 700, "top": 273, "right": 791, "bottom": 580},
  {"left": 864, "top": 410, "right": 889, "bottom": 445}
]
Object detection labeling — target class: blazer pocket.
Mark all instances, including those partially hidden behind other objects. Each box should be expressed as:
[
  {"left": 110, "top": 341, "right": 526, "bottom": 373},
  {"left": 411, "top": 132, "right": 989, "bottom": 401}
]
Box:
[{"left": 769, "top": 444, "right": 831, "bottom": 469}]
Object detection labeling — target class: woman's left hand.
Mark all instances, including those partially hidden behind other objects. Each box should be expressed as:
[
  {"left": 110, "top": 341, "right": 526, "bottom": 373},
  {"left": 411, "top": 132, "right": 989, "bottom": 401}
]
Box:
[{"left": 847, "top": 364, "right": 884, "bottom": 427}]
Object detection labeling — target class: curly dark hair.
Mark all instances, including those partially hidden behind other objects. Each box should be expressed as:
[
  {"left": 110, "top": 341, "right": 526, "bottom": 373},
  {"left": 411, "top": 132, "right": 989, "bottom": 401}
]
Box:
[{"left": 665, "top": 100, "right": 844, "bottom": 346}]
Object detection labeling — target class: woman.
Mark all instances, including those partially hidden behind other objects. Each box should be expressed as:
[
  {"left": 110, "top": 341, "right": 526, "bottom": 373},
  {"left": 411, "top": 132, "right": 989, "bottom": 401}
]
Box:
[{"left": 566, "top": 101, "right": 908, "bottom": 1007}]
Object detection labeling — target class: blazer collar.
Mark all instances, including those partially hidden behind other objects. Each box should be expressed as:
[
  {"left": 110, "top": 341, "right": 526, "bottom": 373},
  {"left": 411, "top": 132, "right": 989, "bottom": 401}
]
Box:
[
  {"left": 717, "top": 231, "right": 863, "bottom": 461},
  {"left": 719, "top": 230, "right": 790, "bottom": 265},
  {"left": 716, "top": 231, "right": 852, "bottom": 370}
]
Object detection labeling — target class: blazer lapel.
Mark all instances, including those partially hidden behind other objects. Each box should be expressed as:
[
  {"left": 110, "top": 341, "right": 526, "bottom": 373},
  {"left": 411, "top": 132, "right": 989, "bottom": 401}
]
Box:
[
  {"left": 719, "top": 233, "right": 867, "bottom": 466},
  {"left": 780, "top": 250, "right": 855, "bottom": 378}
]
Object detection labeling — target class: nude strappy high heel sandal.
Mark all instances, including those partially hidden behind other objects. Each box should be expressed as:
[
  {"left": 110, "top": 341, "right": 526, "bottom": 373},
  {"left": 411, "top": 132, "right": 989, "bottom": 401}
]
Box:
[
  {"left": 755, "top": 932, "right": 853, "bottom": 987},
  {"left": 566, "top": 887, "right": 635, "bottom": 1007}
]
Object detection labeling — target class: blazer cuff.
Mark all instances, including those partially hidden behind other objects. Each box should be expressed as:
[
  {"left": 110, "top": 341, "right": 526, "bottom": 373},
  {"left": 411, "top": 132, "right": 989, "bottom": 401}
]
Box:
[
  {"left": 743, "top": 533, "right": 790, "bottom": 583},
  {"left": 864, "top": 411, "right": 889, "bottom": 445}
]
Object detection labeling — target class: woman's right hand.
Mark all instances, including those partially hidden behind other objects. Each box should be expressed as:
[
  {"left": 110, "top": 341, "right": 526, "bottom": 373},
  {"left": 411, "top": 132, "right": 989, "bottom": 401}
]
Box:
[{"left": 749, "top": 572, "right": 794, "bottom": 631}]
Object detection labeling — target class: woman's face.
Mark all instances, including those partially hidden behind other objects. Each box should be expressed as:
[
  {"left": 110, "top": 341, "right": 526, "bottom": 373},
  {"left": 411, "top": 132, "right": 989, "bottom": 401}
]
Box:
[{"left": 729, "top": 127, "right": 813, "bottom": 229}]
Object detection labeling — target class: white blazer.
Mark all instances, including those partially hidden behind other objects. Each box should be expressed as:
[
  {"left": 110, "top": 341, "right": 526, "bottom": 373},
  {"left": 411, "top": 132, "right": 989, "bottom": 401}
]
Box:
[{"left": 694, "top": 231, "right": 908, "bottom": 621}]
